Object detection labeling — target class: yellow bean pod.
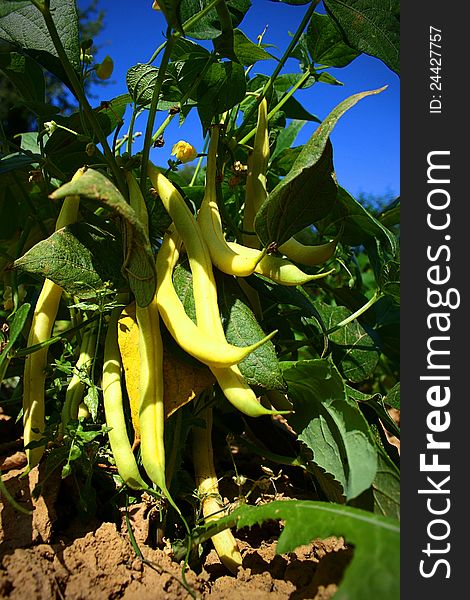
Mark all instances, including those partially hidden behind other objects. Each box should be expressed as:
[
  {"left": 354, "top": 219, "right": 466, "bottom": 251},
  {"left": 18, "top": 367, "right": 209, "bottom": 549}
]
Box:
[
  {"left": 192, "top": 406, "right": 242, "bottom": 574},
  {"left": 197, "top": 126, "right": 265, "bottom": 276},
  {"left": 228, "top": 242, "right": 335, "bottom": 286},
  {"left": 22, "top": 167, "right": 86, "bottom": 471},
  {"left": 103, "top": 306, "right": 149, "bottom": 491},
  {"left": 243, "top": 98, "right": 269, "bottom": 249},
  {"left": 278, "top": 236, "right": 338, "bottom": 267},
  {"left": 149, "top": 166, "right": 282, "bottom": 418},
  {"left": 156, "top": 227, "right": 275, "bottom": 368},
  {"left": 61, "top": 321, "right": 97, "bottom": 428},
  {"left": 136, "top": 297, "right": 167, "bottom": 492}
]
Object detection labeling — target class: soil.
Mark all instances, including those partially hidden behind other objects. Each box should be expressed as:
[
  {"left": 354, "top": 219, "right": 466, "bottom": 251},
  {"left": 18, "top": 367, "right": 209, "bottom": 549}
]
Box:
[{"left": 0, "top": 409, "right": 351, "bottom": 600}]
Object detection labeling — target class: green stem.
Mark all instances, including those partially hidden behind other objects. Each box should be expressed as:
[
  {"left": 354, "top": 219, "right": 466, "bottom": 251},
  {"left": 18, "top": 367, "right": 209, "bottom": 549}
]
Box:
[
  {"left": 235, "top": 0, "right": 319, "bottom": 142},
  {"left": 146, "top": 0, "right": 223, "bottom": 64},
  {"left": 181, "top": 0, "right": 224, "bottom": 34},
  {"left": 147, "top": 40, "right": 167, "bottom": 65},
  {"left": 38, "top": 5, "right": 126, "bottom": 192},
  {"left": 239, "top": 69, "right": 312, "bottom": 145},
  {"left": 189, "top": 135, "right": 209, "bottom": 186},
  {"left": 140, "top": 30, "right": 176, "bottom": 193},
  {"left": 146, "top": 49, "right": 215, "bottom": 169},
  {"left": 327, "top": 291, "right": 382, "bottom": 335},
  {"left": 12, "top": 313, "right": 100, "bottom": 359},
  {"left": 126, "top": 106, "right": 142, "bottom": 155},
  {"left": 151, "top": 112, "right": 174, "bottom": 145}
]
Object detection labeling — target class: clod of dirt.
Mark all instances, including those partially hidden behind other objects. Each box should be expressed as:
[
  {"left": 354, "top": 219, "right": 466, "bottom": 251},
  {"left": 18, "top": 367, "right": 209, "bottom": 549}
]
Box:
[
  {"left": 1, "top": 492, "right": 351, "bottom": 600},
  {"left": 0, "top": 465, "right": 60, "bottom": 552}
]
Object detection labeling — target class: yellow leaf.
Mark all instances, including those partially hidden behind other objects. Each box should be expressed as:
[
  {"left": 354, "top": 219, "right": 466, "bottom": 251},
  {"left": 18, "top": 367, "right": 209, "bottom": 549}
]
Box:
[
  {"left": 117, "top": 304, "right": 141, "bottom": 441},
  {"left": 162, "top": 343, "right": 215, "bottom": 418},
  {"left": 117, "top": 303, "right": 215, "bottom": 438}
]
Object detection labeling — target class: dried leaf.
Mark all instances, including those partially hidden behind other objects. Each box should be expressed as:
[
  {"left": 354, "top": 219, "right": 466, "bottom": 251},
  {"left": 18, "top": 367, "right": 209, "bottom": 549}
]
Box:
[
  {"left": 117, "top": 304, "right": 141, "bottom": 440},
  {"left": 117, "top": 303, "right": 214, "bottom": 430}
]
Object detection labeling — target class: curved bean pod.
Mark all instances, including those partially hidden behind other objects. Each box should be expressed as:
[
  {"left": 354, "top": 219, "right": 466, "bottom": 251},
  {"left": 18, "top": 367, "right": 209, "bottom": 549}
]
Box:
[
  {"left": 156, "top": 227, "right": 275, "bottom": 368},
  {"left": 103, "top": 306, "right": 149, "bottom": 491},
  {"left": 192, "top": 406, "right": 242, "bottom": 574},
  {"left": 23, "top": 167, "right": 86, "bottom": 470},
  {"left": 228, "top": 242, "right": 335, "bottom": 286}
]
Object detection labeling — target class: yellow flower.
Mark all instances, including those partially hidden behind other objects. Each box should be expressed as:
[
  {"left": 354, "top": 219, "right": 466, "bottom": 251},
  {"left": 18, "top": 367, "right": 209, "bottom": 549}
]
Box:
[{"left": 171, "top": 141, "right": 198, "bottom": 164}]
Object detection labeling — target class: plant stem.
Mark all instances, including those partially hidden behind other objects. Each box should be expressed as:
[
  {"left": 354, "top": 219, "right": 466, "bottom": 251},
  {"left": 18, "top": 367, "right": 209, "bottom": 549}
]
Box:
[
  {"left": 152, "top": 112, "right": 175, "bottom": 145},
  {"left": 239, "top": 69, "right": 312, "bottom": 145},
  {"left": 38, "top": 5, "right": 126, "bottom": 192},
  {"left": 126, "top": 106, "right": 143, "bottom": 155},
  {"left": 146, "top": 0, "right": 222, "bottom": 64},
  {"left": 12, "top": 313, "right": 101, "bottom": 359},
  {"left": 139, "top": 30, "right": 176, "bottom": 193},
  {"left": 189, "top": 135, "right": 209, "bottom": 186},
  {"left": 327, "top": 290, "right": 383, "bottom": 335},
  {"left": 235, "top": 0, "right": 319, "bottom": 142},
  {"left": 147, "top": 40, "right": 167, "bottom": 65},
  {"left": 147, "top": 51, "right": 215, "bottom": 163},
  {"left": 181, "top": 0, "right": 224, "bottom": 34}
]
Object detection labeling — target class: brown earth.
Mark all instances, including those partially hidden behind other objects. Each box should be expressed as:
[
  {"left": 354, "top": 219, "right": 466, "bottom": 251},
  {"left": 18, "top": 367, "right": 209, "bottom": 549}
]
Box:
[{"left": 0, "top": 404, "right": 351, "bottom": 600}]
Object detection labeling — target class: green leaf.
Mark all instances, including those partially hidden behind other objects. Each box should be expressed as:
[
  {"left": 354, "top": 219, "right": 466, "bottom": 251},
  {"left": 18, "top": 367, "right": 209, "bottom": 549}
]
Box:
[
  {"left": 0, "top": 44, "right": 45, "bottom": 102},
  {"left": 83, "top": 385, "right": 99, "bottom": 422},
  {"left": 268, "top": 0, "right": 312, "bottom": 4},
  {"left": 316, "top": 70, "right": 344, "bottom": 85},
  {"left": 41, "top": 99, "right": 129, "bottom": 178},
  {"left": 347, "top": 386, "right": 399, "bottom": 439},
  {"left": 49, "top": 168, "right": 156, "bottom": 307},
  {"left": 172, "top": 259, "right": 197, "bottom": 321},
  {"left": 95, "top": 94, "right": 130, "bottom": 133},
  {"left": 179, "top": 0, "right": 251, "bottom": 40},
  {"left": 230, "top": 28, "right": 275, "bottom": 66},
  {"left": 188, "top": 499, "right": 399, "bottom": 600},
  {"left": 0, "top": 302, "right": 30, "bottom": 379},
  {"left": 323, "top": 0, "right": 400, "bottom": 75},
  {"left": 157, "top": 0, "right": 184, "bottom": 34},
  {"left": 282, "top": 359, "right": 377, "bottom": 500},
  {"left": 196, "top": 60, "right": 246, "bottom": 131},
  {"left": 170, "top": 40, "right": 214, "bottom": 101},
  {"left": 12, "top": 222, "right": 126, "bottom": 299},
  {"left": 371, "top": 448, "right": 400, "bottom": 519},
  {"left": 269, "top": 146, "right": 302, "bottom": 177},
  {"left": 365, "top": 237, "right": 400, "bottom": 303},
  {"left": 256, "top": 138, "right": 337, "bottom": 246},
  {"left": 0, "top": 153, "right": 40, "bottom": 175},
  {"left": 379, "top": 198, "right": 400, "bottom": 229},
  {"left": 255, "top": 87, "right": 386, "bottom": 246},
  {"left": 212, "top": 1, "right": 237, "bottom": 61},
  {"left": 306, "top": 13, "right": 360, "bottom": 67},
  {"left": 316, "top": 302, "right": 380, "bottom": 383},
  {"left": 351, "top": 446, "right": 400, "bottom": 520},
  {"left": 217, "top": 274, "right": 286, "bottom": 392},
  {"left": 385, "top": 382, "right": 400, "bottom": 410},
  {"left": 320, "top": 186, "right": 398, "bottom": 251},
  {"left": 282, "top": 95, "right": 320, "bottom": 122},
  {"left": 126, "top": 63, "right": 159, "bottom": 107},
  {"left": 0, "top": 0, "right": 80, "bottom": 87},
  {"left": 270, "top": 120, "right": 306, "bottom": 163}
]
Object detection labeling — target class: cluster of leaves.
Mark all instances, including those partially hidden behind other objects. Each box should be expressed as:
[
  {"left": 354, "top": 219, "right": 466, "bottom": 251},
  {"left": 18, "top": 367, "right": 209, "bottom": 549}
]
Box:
[{"left": 0, "top": 1, "right": 399, "bottom": 599}]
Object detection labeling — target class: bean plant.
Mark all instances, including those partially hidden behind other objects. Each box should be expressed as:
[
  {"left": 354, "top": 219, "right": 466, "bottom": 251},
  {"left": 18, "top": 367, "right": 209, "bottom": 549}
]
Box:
[{"left": 0, "top": 1, "right": 400, "bottom": 598}]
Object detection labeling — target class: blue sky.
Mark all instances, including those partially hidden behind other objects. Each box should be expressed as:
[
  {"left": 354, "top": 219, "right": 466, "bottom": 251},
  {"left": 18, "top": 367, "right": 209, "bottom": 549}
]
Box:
[{"left": 79, "top": 0, "right": 399, "bottom": 200}]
